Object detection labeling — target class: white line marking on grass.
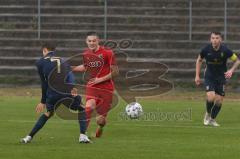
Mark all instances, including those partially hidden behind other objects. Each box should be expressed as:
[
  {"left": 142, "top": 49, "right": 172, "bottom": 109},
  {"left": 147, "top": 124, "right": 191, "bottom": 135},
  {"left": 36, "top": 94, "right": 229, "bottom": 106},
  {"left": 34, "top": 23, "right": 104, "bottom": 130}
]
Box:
[
  {"left": 110, "top": 122, "right": 219, "bottom": 129},
  {"left": 1, "top": 119, "right": 240, "bottom": 131}
]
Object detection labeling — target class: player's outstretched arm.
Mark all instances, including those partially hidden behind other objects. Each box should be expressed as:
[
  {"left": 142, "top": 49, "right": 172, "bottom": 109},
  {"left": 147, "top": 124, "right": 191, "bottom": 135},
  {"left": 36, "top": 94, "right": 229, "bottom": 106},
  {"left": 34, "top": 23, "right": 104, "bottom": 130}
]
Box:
[
  {"left": 225, "top": 58, "right": 240, "bottom": 79},
  {"left": 71, "top": 65, "right": 86, "bottom": 72},
  {"left": 88, "top": 65, "right": 119, "bottom": 85},
  {"left": 195, "top": 55, "right": 203, "bottom": 86}
]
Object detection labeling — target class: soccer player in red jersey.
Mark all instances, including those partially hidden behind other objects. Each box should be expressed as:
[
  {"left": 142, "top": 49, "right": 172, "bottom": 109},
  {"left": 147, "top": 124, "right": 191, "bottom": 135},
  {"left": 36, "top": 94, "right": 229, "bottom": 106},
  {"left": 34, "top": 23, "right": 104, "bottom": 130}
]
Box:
[{"left": 72, "top": 32, "right": 119, "bottom": 137}]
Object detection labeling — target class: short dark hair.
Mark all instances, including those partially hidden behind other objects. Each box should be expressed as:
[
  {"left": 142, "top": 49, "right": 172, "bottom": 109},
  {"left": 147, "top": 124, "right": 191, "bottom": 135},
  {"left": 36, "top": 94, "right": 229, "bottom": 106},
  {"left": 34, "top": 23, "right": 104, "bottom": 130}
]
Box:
[
  {"left": 210, "top": 31, "right": 222, "bottom": 38},
  {"left": 86, "top": 31, "right": 99, "bottom": 38},
  {"left": 41, "top": 42, "right": 56, "bottom": 51}
]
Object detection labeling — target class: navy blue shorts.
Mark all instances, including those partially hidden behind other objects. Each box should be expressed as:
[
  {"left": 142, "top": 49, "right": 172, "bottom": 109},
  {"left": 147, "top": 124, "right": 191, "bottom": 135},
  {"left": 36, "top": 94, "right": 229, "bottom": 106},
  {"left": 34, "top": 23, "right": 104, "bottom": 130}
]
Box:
[
  {"left": 204, "top": 77, "right": 225, "bottom": 96},
  {"left": 46, "top": 95, "right": 82, "bottom": 113}
]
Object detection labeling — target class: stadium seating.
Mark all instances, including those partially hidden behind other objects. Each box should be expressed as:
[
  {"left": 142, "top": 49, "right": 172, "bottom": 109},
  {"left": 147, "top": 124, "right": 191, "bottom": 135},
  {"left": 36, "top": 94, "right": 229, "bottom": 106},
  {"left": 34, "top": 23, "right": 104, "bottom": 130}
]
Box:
[{"left": 0, "top": 0, "right": 239, "bottom": 86}]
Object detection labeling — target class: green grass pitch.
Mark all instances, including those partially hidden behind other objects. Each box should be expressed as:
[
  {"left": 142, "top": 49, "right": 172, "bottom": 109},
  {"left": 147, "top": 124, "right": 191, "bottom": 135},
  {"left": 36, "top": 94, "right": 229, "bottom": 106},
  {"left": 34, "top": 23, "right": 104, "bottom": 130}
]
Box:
[{"left": 0, "top": 89, "right": 239, "bottom": 159}]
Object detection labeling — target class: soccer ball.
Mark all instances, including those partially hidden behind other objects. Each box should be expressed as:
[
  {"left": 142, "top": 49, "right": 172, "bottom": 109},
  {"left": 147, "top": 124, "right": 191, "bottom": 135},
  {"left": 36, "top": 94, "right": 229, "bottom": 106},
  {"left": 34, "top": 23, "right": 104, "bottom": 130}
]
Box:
[{"left": 125, "top": 102, "right": 143, "bottom": 119}]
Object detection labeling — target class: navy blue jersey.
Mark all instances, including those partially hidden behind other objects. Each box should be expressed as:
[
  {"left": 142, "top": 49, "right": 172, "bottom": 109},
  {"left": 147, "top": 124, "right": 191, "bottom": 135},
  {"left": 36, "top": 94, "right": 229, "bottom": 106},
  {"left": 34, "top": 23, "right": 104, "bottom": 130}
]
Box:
[
  {"left": 36, "top": 51, "right": 75, "bottom": 104},
  {"left": 200, "top": 44, "right": 233, "bottom": 79}
]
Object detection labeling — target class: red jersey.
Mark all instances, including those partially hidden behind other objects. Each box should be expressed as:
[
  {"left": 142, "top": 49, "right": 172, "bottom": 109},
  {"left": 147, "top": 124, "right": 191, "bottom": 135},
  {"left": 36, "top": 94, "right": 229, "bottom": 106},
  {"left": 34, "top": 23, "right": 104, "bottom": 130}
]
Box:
[{"left": 83, "top": 46, "right": 116, "bottom": 90}]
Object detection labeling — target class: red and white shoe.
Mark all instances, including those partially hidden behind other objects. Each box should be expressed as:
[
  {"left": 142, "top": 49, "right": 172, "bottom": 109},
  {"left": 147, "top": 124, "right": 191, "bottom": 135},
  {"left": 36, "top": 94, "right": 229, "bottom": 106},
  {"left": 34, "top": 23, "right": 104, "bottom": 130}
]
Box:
[{"left": 95, "top": 127, "right": 103, "bottom": 138}]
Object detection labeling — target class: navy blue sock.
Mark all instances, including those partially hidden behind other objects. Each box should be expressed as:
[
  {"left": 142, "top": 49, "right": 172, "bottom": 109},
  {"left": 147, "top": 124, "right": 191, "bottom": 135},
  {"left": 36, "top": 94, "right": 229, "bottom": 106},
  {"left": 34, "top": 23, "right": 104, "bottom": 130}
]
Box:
[
  {"left": 78, "top": 108, "right": 87, "bottom": 134},
  {"left": 206, "top": 100, "right": 214, "bottom": 114},
  {"left": 211, "top": 104, "right": 222, "bottom": 119},
  {"left": 29, "top": 114, "right": 49, "bottom": 137}
]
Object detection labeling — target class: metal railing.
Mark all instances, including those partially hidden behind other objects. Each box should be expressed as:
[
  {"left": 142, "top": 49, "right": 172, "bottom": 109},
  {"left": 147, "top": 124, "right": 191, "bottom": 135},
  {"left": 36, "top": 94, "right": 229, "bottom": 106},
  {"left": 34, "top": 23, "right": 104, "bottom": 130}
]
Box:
[
  {"left": 37, "top": 0, "right": 108, "bottom": 40},
  {"left": 189, "top": 0, "right": 192, "bottom": 41},
  {"left": 37, "top": 0, "right": 229, "bottom": 41},
  {"left": 37, "top": 0, "right": 41, "bottom": 39},
  {"left": 188, "top": 0, "right": 228, "bottom": 41},
  {"left": 224, "top": 0, "right": 228, "bottom": 41},
  {"left": 103, "top": 0, "right": 108, "bottom": 40}
]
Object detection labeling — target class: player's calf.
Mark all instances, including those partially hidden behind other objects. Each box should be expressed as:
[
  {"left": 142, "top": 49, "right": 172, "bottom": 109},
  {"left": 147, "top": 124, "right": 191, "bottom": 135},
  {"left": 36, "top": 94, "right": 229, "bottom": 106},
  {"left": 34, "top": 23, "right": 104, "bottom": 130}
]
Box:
[
  {"left": 211, "top": 102, "right": 222, "bottom": 120},
  {"left": 95, "top": 115, "right": 106, "bottom": 138},
  {"left": 20, "top": 112, "right": 53, "bottom": 143},
  {"left": 204, "top": 92, "right": 215, "bottom": 125},
  {"left": 206, "top": 91, "right": 215, "bottom": 113},
  {"left": 96, "top": 115, "right": 106, "bottom": 127}
]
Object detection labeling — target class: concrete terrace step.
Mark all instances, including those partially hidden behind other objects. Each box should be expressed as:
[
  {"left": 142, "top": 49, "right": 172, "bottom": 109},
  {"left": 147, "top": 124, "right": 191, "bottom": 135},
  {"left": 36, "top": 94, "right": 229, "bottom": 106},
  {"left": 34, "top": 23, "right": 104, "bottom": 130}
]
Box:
[
  {"left": 125, "top": 48, "right": 240, "bottom": 58},
  {"left": 39, "top": 23, "right": 210, "bottom": 32},
  {"left": 1, "top": 66, "right": 234, "bottom": 85},
  {"left": 1, "top": 0, "right": 240, "bottom": 8},
  {"left": 3, "top": 21, "right": 240, "bottom": 33},
  {"left": 0, "top": 56, "right": 197, "bottom": 69},
  {"left": 0, "top": 57, "right": 38, "bottom": 66},
  {"left": 0, "top": 0, "right": 103, "bottom": 6},
  {"left": 1, "top": 0, "right": 240, "bottom": 86},
  {"left": 0, "top": 71, "right": 193, "bottom": 86},
  {"left": 0, "top": 14, "right": 189, "bottom": 24},
  {"left": 1, "top": 65, "right": 238, "bottom": 76},
  {"left": 3, "top": 5, "right": 240, "bottom": 16},
  {"left": 0, "top": 68, "right": 239, "bottom": 85},
  {"left": 0, "top": 6, "right": 188, "bottom": 15},
  {"left": 0, "top": 66, "right": 37, "bottom": 76},
  {"left": 2, "top": 14, "right": 240, "bottom": 26},
  {"left": 0, "top": 75, "right": 39, "bottom": 85},
  {"left": 0, "top": 66, "right": 198, "bottom": 81},
  {"left": 0, "top": 44, "right": 239, "bottom": 59},
  {"left": 0, "top": 46, "right": 200, "bottom": 58},
  {"left": 0, "top": 22, "right": 216, "bottom": 32},
  {"left": 0, "top": 29, "right": 191, "bottom": 40},
  {"left": 0, "top": 0, "right": 188, "bottom": 7},
  {"left": 0, "top": 47, "right": 82, "bottom": 57},
  {"left": 1, "top": 29, "right": 240, "bottom": 41},
  {"left": 1, "top": 38, "right": 240, "bottom": 50},
  {"left": 0, "top": 55, "right": 237, "bottom": 69}
]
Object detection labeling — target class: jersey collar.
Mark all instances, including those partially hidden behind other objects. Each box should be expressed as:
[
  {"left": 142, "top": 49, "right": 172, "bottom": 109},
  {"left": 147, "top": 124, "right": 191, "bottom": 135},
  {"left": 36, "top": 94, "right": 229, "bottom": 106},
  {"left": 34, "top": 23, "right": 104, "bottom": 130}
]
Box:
[
  {"left": 211, "top": 44, "right": 223, "bottom": 52},
  {"left": 45, "top": 51, "right": 55, "bottom": 57},
  {"left": 87, "top": 46, "right": 103, "bottom": 53}
]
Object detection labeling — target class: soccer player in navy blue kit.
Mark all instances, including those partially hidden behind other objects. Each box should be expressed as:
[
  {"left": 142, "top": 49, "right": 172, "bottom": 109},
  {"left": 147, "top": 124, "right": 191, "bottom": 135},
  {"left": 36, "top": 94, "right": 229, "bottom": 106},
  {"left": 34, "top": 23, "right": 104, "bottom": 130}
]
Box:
[
  {"left": 195, "top": 32, "right": 240, "bottom": 126},
  {"left": 20, "top": 42, "right": 91, "bottom": 143}
]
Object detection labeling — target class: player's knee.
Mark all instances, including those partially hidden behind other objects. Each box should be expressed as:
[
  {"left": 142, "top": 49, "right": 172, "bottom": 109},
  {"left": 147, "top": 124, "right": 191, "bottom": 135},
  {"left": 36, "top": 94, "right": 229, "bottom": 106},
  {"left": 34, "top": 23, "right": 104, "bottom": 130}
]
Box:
[
  {"left": 86, "top": 99, "right": 96, "bottom": 109},
  {"left": 78, "top": 104, "right": 85, "bottom": 112},
  {"left": 215, "top": 97, "right": 223, "bottom": 106},
  {"left": 215, "top": 102, "right": 222, "bottom": 107},
  {"left": 96, "top": 115, "right": 106, "bottom": 127},
  {"left": 207, "top": 96, "right": 215, "bottom": 102},
  {"left": 215, "top": 99, "right": 223, "bottom": 107},
  {"left": 71, "top": 95, "right": 83, "bottom": 111},
  {"left": 206, "top": 92, "right": 215, "bottom": 102}
]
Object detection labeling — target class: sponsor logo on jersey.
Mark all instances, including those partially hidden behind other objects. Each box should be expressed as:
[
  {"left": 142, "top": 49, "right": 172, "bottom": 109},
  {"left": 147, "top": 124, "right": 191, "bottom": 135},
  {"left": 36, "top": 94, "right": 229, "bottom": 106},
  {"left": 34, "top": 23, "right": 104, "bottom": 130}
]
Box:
[
  {"left": 206, "top": 86, "right": 209, "bottom": 91},
  {"left": 98, "top": 54, "right": 103, "bottom": 59},
  {"left": 221, "top": 52, "right": 224, "bottom": 57}
]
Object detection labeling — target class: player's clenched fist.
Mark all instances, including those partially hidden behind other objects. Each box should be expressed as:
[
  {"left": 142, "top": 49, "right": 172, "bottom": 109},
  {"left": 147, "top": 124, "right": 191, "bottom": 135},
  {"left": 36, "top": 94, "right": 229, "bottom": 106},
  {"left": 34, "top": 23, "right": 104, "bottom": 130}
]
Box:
[
  {"left": 195, "top": 76, "right": 201, "bottom": 86},
  {"left": 35, "top": 103, "right": 46, "bottom": 113},
  {"left": 71, "top": 88, "right": 78, "bottom": 97}
]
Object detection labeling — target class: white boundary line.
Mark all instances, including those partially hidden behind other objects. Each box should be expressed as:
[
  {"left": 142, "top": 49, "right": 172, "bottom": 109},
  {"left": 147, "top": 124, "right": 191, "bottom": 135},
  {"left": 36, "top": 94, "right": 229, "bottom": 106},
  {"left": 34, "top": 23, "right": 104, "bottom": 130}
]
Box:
[{"left": 1, "top": 119, "right": 239, "bottom": 131}]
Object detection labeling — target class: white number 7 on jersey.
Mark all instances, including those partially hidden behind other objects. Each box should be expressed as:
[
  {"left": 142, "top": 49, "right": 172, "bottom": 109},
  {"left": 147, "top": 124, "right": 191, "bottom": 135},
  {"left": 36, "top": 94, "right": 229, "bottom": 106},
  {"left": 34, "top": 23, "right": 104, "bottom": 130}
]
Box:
[{"left": 51, "top": 57, "right": 61, "bottom": 73}]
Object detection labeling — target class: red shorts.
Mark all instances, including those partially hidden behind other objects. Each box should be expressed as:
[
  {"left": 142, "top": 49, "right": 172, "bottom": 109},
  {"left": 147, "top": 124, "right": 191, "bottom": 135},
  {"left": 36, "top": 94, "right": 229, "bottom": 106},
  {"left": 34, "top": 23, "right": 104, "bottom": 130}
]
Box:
[{"left": 86, "top": 85, "right": 113, "bottom": 117}]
